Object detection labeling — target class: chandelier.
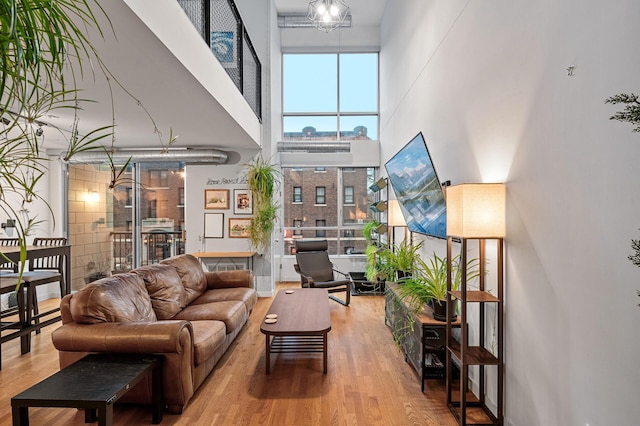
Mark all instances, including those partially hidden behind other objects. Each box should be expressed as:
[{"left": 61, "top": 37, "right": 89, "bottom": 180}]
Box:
[{"left": 307, "top": 0, "right": 350, "bottom": 32}]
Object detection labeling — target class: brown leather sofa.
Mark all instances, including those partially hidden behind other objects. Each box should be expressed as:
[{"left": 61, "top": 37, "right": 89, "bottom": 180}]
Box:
[{"left": 51, "top": 254, "right": 257, "bottom": 413}]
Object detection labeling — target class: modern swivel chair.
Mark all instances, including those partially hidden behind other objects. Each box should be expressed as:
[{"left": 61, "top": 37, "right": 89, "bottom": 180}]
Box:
[{"left": 294, "top": 239, "right": 352, "bottom": 306}]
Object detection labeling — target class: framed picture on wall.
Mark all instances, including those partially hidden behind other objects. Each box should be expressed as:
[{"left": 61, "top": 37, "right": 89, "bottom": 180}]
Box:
[
  {"left": 233, "top": 189, "right": 252, "bottom": 215},
  {"left": 210, "top": 31, "right": 237, "bottom": 68},
  {"left": 229, "top": 218, "right": 251, "bottom": 238},
  {"left": 204, "top": 213, "right": 224, "bottom": 238},
  {"left": 204, "top": 189, "right": 229, "bottom": 209}
]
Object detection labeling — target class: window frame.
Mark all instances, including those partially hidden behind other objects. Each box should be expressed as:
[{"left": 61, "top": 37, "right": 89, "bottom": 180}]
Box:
[
  {"left": 282, "top": 52, "right": 379, "bottom": 142},
  {"left": 315, "top": 186, "right": 326, "bottom": 205},
  {"left": 344, "top": 186, "right": 354, "bottom": 205}
]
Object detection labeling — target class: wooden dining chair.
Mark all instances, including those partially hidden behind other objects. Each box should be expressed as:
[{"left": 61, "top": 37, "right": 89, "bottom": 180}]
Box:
[
  {"left": 0, "top": 272, "right": 28, "bottom": 369},
  {"left": 25, "top": 238, "right": 67, "bottom": 335},
  {"left": 30, "top": 237, "right": 67, "bottom": 294},
  {"left": 0, "top": 238, "right": 19, "bottom": 273},
  {"left": 0, "top": 238, "right": 22, "bottom": 320}
]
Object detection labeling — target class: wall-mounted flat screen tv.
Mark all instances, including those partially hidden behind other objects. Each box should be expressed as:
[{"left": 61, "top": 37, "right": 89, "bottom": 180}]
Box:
[{"left": 384, "top": 132, "right": 447, "bottom": 239}]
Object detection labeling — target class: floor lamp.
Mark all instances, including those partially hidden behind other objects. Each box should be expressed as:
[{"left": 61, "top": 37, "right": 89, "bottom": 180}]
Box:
[
  {"left": 445, "top": 183, "right": 506, "bottom": 426},
  {"left": 387, "top": 199, "right": 407, "bottom": 246}
]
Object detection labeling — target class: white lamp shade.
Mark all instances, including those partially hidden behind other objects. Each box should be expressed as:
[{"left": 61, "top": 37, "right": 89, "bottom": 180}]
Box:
[
  {"left": 387, "top": 199, "right": 407, "bottom": 227},
  {"left": 446, "top": 183, "right": 506, "bottom": 238}
]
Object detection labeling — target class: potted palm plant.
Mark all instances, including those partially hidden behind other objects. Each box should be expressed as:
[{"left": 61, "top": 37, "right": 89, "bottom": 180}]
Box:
[
  {"left": 398, "top": 252, "right": 479, "bottom": 321},
  {"left": 0, "top": 0, "right": 111, "bottom": 283},
  {"left": 383, "top": 239, "right": 423, "bottom": 281}
]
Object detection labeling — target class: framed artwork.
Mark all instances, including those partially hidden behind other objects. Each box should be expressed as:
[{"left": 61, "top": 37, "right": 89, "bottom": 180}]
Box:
[
  {"left": 234, "top": 189, "right": 253, "bottom": 215},
  {"left": 204, "top": 213, "right": 224, "bottom": 238},
  {"left": 204, "top": 189, "right": 229, "bottom": 209},
  {"left": 229, "top": 218, "right": 251, "bottom": 238},
  {"left": 210, "top": 31, "right": 237, "bottom": 68}
]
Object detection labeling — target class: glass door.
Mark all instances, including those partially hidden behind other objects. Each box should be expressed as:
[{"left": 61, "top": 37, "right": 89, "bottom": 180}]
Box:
[{"left": 67, "top": 162, "right": 185, "bottom": 291}]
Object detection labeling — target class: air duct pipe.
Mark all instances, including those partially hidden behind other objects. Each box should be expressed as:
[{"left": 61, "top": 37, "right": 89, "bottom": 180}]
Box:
[
  {"left": 277, "top": 141, "right": 350, "bottom": 153},
  {"left": 62, "top": 149, "right": 229, "bottom": 164}
]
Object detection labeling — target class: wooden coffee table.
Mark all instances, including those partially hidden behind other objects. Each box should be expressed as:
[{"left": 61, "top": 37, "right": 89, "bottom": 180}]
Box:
[{"left": 260, "top": 288, "right": 331, "bottom": 374}]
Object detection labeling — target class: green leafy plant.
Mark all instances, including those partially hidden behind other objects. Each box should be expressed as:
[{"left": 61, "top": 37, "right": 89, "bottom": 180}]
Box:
[
  {"left": 0, "top": 0, "right": 111, "bottom": 285},
  {"left": 245, "top": 156, "right": 280, "bottom": 253},
  {"left": 605, "top": 93, "right": 640, "bottom": 132},
  {"left": 365, "top": 244, "right": 387, "bottom": 283},
  {"left": 398, "top": 252, "right": 480, "bottom": 313},
  {"left": 382, "top": 239, "right": 423, "bottom": 281},
  {"left": 362, "top": 220, "right": 380, "bottom": 245},
  {"left": 0, "top": 1, "right": 174, "bottom": 289}
]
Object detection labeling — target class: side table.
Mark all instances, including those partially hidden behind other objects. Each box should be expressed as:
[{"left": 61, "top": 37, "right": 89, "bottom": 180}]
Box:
[{"left": 11, "top": 353, "right": 163, "bottom": 426}]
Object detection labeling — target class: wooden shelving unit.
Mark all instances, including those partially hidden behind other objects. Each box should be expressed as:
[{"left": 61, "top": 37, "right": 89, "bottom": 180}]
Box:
[
  {"left": 368, "top": 177, "right": 388, "bottom": 245},
  {"left": 446, "top": 237, "right": 504, "bottom": 426},
  {"left": 385, "top": 283, "right": 461, "bottom": 391}
]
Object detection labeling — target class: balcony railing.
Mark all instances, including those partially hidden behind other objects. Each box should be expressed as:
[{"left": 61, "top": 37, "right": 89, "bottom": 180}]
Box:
[
  {"left": 177, "top": 0, "right": 262, "bottom": 121},
  {"left": 111, "top": 231, "right": 185, "bottom": 272}
]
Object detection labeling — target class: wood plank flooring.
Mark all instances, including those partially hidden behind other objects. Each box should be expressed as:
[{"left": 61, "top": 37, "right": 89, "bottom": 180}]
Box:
[{"left": 0, "top": 283, "right": 460, "bottom": 425}]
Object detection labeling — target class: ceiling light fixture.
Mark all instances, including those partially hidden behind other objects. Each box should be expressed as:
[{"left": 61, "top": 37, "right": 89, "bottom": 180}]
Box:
[{"left": 307, "top": 0, "right": 350, "bottom": 33}]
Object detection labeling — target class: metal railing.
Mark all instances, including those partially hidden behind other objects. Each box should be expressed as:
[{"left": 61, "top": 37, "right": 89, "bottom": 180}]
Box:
[
  {"left": 177, "top": 0, "right": 262, "bottom": 120},
  {"left": 111, "top": 231, "right": 185, "bottom": 272}
]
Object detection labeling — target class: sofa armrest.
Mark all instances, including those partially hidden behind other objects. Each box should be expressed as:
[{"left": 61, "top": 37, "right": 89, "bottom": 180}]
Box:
[
  {"left": 53, "top": 320, "right": 196, "bottom": 414},
  {"left": 51, "top": 320, "right": 193, "bottom": 354},
  {"left": 204, "top": 269, "right": 254, "bottom": 289}
]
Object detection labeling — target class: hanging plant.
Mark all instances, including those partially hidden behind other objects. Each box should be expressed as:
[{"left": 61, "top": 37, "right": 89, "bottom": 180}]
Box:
[{"left": 245, "top": 156, "right": 280, "bottom": 253}]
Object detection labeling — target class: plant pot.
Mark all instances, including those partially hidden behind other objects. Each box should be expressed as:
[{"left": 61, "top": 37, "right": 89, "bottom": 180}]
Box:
[
  {"left": 84, "top": 272, "right": 107, "bottom": 284},
  {"left": 431, "top": 299, "right": 457, "bottom": 322},
  {"left": 396, "top": 270, "right": 410, "bottom": 280}
]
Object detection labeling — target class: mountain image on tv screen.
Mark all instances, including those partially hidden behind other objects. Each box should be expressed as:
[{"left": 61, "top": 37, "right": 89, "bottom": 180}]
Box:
[{"left": 384, "top": 132, "right": 447, "bottom": 239}]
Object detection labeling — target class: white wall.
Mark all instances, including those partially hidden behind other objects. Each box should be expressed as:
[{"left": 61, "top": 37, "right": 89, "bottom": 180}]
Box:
[{"left": 380, "top": 1, "right": 640, "bottom": 425}]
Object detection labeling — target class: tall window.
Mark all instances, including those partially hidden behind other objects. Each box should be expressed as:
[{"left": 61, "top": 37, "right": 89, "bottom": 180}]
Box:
[
  {"left": 293, "top": 186, "right": 302, "bottom": 203},
  {"left": 283, "top": 53, "right": 378, "bottom": 142},
  {"left": 281, "top": 52, "right": 378, "bottom": 256},
  {"left": 282, "top": 167, "right": 376, "bottom": 255},
  {"left": 67, "top": 162, "right": 185, "bottom": 290},
  {"left": 315, "top": 187, "right": 326, "bottom": 205}
]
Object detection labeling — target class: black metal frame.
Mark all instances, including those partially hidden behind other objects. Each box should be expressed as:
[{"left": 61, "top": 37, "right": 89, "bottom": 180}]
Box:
[{"left": 178, "top": 0, "right": 262, "bottom": 121}]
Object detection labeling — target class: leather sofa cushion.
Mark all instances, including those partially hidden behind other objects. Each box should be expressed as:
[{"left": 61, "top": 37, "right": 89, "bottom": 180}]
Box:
[
  {"left": 191, "top": 288, "right": 257, "bottom": 314},
  {"left": 173, "top": 301, "right": 247, "bottom": 334},
  {"left": 133, "top": 264, "right": 187, "bottom": 319},
  {"left": 70, "top": 274, "right": 157, "bottom": 324},
  {"left": 190, "top": 320, "right": 226, "bottom": 366},
  {"left": 162, "top": 254, "right": 207, "bottom": 304}
]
